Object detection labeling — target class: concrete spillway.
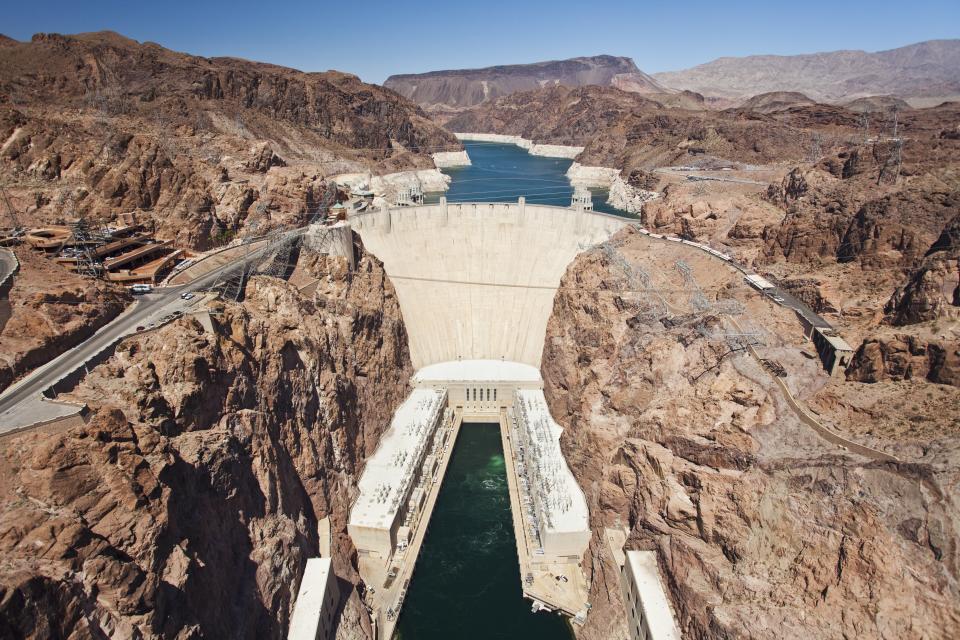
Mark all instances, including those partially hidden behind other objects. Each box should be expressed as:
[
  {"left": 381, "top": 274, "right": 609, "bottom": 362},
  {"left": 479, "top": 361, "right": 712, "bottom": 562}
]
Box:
[{"left": 351, "top": 199, "right": 628, "bottom": 368}]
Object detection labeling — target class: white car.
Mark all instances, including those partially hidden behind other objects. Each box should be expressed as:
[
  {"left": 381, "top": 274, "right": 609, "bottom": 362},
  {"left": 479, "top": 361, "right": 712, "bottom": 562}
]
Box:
[{"left": 180, "top": 292, "right": 195, "bottom": 300}]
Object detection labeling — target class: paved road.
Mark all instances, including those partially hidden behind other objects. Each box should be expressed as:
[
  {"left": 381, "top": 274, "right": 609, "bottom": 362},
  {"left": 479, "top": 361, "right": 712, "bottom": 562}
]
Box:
[
  {"left": 0, "top": 229, "right": 304, "bottom": 435},
  {"left": 653, "top": 167, "right": 768, "bottom": 186}
]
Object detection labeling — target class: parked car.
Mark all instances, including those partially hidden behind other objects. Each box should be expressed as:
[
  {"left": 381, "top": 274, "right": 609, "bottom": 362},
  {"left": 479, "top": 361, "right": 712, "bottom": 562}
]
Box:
[
  {"left": 130, "top": 284, "right": 152, "bottom": 294},
  {"left": 135, "top": 326, "right": 145, "bottom": 332}
]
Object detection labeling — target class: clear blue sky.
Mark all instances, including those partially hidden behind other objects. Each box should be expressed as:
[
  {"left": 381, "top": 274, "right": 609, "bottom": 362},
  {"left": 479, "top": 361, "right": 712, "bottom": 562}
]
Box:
[{"left": 3, "top": 0, "right": 958, "bottom": 84}]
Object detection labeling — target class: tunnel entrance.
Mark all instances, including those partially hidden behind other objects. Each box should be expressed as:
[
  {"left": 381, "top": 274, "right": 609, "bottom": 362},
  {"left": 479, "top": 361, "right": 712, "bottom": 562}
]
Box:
[{"left": 395, "top": 422, "right": 574, "bottom": 640}]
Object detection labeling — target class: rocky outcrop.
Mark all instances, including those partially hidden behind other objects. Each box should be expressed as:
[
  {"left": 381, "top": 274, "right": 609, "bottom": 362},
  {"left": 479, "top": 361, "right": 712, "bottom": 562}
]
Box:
[
  {"left": 567, "top": 163, "right": 620, "bottom": 188},
  {"left": 431, "top": 150, "right": 471, "bottom": 168},
  {"left": 540, "top": 230, "right": 960, "bottom": 639},
  {"left": 778, "top": 277, "right": 839, "bottom": 314},
  {"left": 0, "top": 238, "right": 411, "bottom": 638},
  {"left": 847, "top": 334, "right": 960, "bottom": 386},
  {"left": 885, "top": 261, "right": 960, "bottom": 325},
  {"left": 738, "top": 91, "right": 816, "bottom": 113},
  {"left": 246, "top": 143, "right": 287, "bottom": 173},
  {"left": 606, "top": 174, "right": 658, "bottom": 214}
]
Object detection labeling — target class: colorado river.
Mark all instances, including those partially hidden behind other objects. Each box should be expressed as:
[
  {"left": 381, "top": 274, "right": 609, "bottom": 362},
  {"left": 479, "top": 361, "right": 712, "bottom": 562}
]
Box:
[
  {"left": 395, "top": 423, "right": 574, "bottom": 640},
  {"left": 428, "top": 141, "right": 635, "bottom": 217}
]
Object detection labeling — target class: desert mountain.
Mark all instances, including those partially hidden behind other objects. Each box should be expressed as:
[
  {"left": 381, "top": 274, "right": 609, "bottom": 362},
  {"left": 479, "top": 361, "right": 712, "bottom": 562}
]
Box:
[
  {"left": 0, "top": 31, "right": 457, "bottom": 248},
  {"left": 653, "top": 39, "right": 960, "bottom": 104},
  {"left": 384, "top": 54, "right": 665, "bottom": 111}
]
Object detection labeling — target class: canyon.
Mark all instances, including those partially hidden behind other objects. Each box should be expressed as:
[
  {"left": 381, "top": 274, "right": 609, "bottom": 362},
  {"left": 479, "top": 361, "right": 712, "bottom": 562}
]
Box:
[
  {"left": 0, "top": 240, "right": 413, "bottom": 638},
  {"left": 0, "top": 25, "right": 958, "bottom": 640}
]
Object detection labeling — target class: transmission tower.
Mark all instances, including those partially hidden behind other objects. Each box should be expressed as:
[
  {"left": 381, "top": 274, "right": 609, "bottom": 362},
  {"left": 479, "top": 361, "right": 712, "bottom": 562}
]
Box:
[
  {"left": 674, "top": 259, "right": 712, "bottom": 313},
  {"left": 68, "top": 216, "right": 105, "bottom": 278},
  {"left": 874, "top": 106, "right": 904, "bottom": 185},
  {"left": 601, "top": 241, "right": 670, "bottom": 322},
  {"left": 858, "top": 108, "right": 870, "bottom": 143},
  {"left": 0, "top": 186, "right": 24, "bottom": 235}
]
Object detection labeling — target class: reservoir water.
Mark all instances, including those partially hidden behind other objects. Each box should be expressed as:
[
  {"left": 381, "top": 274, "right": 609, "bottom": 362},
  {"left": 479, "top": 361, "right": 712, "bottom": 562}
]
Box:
[
  {"left": 395, "top": 423, "right": 574, "bottom": 640},
  {"left": 427, "top": 141, "right": 635, "bottom": 218}
]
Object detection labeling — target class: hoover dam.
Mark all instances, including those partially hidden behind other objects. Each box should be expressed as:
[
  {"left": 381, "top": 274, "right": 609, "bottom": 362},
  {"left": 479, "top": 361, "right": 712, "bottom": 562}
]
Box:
[
  {"left": 352, "top": 199, "right": 627, "bottom": 368},
  {"left": 346, "top": 198, "right": 629, "bottom": 637}
]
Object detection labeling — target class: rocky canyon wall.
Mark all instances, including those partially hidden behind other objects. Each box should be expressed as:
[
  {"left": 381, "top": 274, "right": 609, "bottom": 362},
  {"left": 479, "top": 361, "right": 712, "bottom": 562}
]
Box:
[
  {"left": 540, "top": 229, "right": 960, "bottom": 640},
  {"left": 0, "top": 236, "right": 410, "bottom": 639}
]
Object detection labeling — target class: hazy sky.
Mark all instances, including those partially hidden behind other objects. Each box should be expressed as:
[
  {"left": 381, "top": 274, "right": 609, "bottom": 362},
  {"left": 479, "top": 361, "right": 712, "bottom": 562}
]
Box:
[{"left": 4, "top": 0, "right": 958, "bottom": 84}]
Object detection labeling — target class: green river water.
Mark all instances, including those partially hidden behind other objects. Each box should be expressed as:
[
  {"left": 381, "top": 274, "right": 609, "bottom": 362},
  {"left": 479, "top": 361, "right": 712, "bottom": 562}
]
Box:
[{"left": 394, "top": 424, "right": 574, "bottom": 640}]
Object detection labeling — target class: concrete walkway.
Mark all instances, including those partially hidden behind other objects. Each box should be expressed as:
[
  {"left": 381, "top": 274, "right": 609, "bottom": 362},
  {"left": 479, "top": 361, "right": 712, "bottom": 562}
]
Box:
[{"left": 727, "top": 316, "right": 898, "bottom": 462}]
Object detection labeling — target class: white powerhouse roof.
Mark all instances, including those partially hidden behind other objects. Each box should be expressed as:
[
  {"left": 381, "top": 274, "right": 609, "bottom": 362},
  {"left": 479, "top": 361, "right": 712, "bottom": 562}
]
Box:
[
  {"left": 626, "top": 551, "right": 681, "bottom": 640},
  {"left": 288, "top": 558, "right": 333, "bottom": 640},
  {"left": 350, "top": 389, "right": 446, "bottom": 530},
  {"left": 515, "top": 390, "right": 589, "bottom": 533},
  {"left": 414, "top": 359, "right": 542, "bottom": 383}
]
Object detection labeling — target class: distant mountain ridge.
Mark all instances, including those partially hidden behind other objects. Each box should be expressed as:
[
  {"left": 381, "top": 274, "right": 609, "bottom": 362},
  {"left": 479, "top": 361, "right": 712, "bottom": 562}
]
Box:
[
  {"left": 653, "top": 40, "right": 960, "bottom": 104},
  {"left": 384, "top": 55, "right": 666, "bottom": 111}
]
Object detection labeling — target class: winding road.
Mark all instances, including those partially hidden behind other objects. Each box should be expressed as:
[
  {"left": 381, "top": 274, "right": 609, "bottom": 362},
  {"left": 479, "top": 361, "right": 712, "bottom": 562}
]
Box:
[{"left": 0, "top": 229, "right": 305, "bottom": 436}]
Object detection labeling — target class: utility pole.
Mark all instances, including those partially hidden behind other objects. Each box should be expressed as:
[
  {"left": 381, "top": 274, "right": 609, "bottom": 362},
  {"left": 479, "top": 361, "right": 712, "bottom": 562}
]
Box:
[{"left": 0, "top": 186, "right": 23, "bottom": 235}]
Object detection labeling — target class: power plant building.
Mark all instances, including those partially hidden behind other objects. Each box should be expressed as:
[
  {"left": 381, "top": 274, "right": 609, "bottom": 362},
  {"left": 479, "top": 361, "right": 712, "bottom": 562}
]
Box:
[
  {"left": 620, "top": 550, "right": 681, "bottom": 640},
  {"left": 287, "top": 558, "right": 340, "bottom": 640},
  {"left": 349, "top": 388, "right": 448, "bottom": 563},
  {"left": 512, "top": 389, "right": 591, "bottom": 562}
]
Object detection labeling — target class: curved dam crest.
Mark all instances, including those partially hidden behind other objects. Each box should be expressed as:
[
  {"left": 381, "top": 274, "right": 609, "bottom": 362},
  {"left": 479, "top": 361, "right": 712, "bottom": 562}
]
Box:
[{"left": 352, "top": 200, "right": 628, "bottom": 369}]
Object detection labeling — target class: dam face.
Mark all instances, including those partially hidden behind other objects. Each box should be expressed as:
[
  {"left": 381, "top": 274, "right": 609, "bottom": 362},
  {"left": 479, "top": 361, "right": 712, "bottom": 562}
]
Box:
[{"left": 352, "top": 199, "right": 627, "bottom": 368}]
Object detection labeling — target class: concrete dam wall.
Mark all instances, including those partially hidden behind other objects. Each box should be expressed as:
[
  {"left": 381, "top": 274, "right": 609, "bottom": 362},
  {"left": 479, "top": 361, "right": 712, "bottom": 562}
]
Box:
[{"left": 351, "top": 200, "right": 628, "bottom": 369}]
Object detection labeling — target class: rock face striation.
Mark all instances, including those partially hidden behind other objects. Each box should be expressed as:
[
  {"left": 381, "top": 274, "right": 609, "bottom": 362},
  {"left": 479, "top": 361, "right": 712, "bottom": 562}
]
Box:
[
  {"left": 0, "top": 238, "right": 411, "bottom": 639},
  {"left": 384, "top": 55, "right": 665, "bottom": 112}
]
